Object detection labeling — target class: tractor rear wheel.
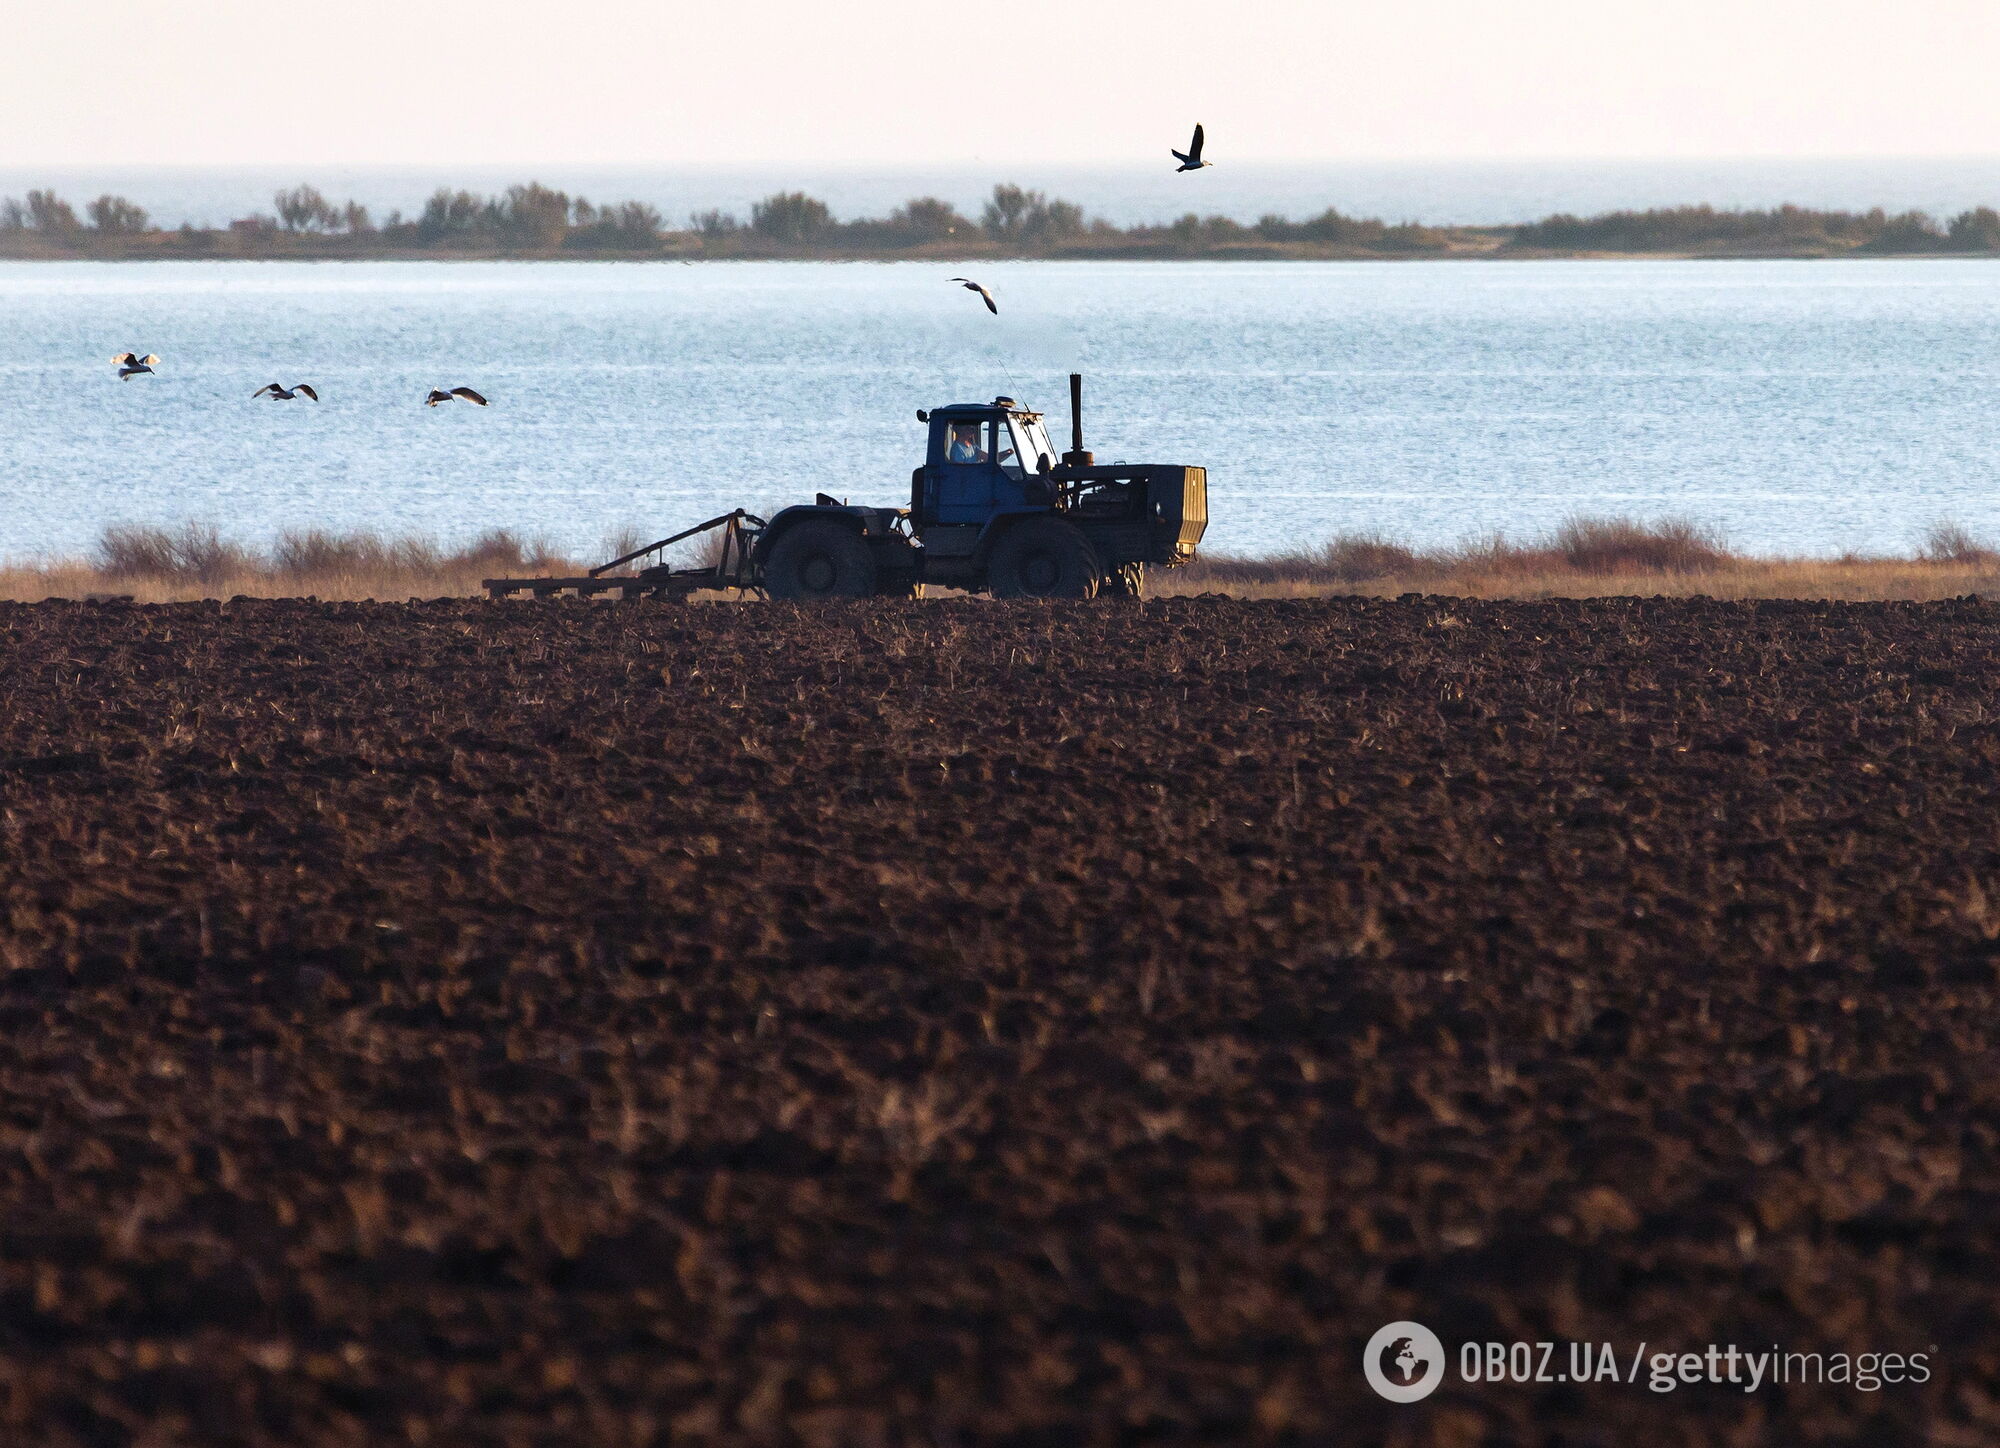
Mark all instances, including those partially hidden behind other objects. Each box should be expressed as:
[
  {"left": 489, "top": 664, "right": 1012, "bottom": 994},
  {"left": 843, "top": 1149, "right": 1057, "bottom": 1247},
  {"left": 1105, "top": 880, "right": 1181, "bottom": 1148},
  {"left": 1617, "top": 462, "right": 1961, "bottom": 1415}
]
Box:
[
  {"left": 987, "top": 518, "right": 1101, "bottom": 599},
  {"left": 764, "top": 520, "right": 878, "bottom": 599}
]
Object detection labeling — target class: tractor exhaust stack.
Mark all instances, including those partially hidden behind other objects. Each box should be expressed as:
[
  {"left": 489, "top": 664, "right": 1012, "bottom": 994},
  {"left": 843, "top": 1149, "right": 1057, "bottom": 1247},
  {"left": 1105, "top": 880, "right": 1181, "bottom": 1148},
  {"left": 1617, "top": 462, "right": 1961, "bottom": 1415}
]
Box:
[{"left": 1064, "top": 372, "right": 1093, "bottom": 466}]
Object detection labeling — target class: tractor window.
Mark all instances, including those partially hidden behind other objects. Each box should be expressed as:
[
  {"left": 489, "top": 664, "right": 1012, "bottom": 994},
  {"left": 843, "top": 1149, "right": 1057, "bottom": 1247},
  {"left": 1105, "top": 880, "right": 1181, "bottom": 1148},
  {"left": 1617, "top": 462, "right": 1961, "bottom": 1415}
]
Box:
[
  {"left": 995, "top": 422, "right": 1024, "bottom": 476},
  {"left": 945, "top": 423, "right": 989, "bottom": 464},
  {"left": 1003, "top": 416, "right": 1055, "bottom": 477},
  {"left": 1025, "top": 417, "right": 1057, "bottom": 469}
]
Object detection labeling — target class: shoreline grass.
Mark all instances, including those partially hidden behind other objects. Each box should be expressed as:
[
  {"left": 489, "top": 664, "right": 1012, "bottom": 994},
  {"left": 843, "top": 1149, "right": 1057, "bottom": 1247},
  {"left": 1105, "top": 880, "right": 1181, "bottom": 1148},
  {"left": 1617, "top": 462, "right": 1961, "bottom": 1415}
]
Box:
[
  {"left": 5, "top": 518, "right": 2000, "bottom": 605},
  {"left": 1158, "top": 518, "right": 2000, "bottom": 601}
]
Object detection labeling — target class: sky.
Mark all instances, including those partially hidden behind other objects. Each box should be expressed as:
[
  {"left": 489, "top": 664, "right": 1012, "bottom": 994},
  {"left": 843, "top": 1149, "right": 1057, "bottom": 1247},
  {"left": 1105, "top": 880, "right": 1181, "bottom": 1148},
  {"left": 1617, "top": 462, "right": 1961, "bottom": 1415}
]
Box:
[{"left": 4, "top": 0, "right": 1998, "bottom": 166}]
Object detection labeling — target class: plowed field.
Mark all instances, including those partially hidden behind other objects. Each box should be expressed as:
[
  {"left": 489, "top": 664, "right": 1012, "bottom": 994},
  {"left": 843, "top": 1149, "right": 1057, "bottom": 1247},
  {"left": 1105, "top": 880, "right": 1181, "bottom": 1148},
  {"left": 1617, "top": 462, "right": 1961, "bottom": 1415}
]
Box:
[{"left": 2, "top": 596, "right": 1996, "bottom": 1446}]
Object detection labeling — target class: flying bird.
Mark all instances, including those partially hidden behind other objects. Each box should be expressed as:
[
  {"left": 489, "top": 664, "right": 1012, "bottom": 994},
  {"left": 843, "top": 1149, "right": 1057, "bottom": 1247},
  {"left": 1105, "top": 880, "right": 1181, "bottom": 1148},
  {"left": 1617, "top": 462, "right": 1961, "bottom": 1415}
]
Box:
[
  {"left": 951, "top": 277, "right": 998, "bottom": 314},
  {"left": 253, "top": 383, "right": 318, "bottom": 401},
  {"left": 112, "top": 352, "right": 159, "bottom": 380},
  {"left": 1171, "top": 123, "right": 1212, "bottom": 172},
  {"left": 424, "top": 387, "right": 488, "bottom": 407}
]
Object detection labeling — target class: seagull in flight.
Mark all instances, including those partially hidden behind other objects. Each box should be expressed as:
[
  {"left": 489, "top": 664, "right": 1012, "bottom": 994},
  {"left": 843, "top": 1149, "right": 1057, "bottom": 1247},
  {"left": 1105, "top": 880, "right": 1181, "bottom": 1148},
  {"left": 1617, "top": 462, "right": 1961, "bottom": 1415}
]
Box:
[
  {"left": 253, "top": 382, "right": 319, "bottom": 401},
  {"left": 112, "top": 352, "right": 160, "bottom": 380},
  {"left": 424, "top": 387, "right": 488, "bottom": 407},
  {"left": 1171, "top": 123, "right": 1212, "bottom": 172},
  {"left": 951, "top": 277, "right": 998, "bottom": 315}
]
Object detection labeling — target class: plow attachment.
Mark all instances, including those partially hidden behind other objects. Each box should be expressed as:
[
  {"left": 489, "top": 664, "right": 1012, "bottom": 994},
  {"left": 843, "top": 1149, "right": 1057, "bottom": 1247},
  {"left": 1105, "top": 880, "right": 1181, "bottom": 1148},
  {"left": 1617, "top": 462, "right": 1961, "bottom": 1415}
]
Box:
[{"left": 484, "top": 510, "right": 766, "bottom": 600}]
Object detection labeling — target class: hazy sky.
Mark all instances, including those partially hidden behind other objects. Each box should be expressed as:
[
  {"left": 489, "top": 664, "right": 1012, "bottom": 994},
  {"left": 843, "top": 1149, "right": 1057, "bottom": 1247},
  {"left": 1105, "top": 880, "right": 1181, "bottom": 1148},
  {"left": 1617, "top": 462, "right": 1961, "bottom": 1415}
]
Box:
[{"left": 5, "top": 0, "right": 1998, "bottom": 165}]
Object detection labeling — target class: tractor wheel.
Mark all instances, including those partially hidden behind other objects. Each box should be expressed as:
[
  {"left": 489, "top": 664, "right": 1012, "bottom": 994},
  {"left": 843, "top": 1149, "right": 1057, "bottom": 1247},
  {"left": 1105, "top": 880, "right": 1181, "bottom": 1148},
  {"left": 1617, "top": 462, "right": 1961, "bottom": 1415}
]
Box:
[
  {"left": 1101, "top": 562, "right": 1148, "bottom": 599},
  {"left": 763, "top": 520, "right": 878, "bottom": 600},
  {"left": 987, "top": 518, "right": 1102, "bottom": 600}
]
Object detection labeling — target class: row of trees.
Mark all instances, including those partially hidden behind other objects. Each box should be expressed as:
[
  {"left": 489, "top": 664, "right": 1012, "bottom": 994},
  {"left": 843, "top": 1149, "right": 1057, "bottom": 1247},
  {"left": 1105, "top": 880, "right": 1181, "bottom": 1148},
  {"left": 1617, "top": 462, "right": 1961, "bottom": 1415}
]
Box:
[
  {"left": 408, "top": 183, "right": 667, "bottom": 250},
  {"left": 0, "top": 180, "right": 1443, "bottom": 256},
  {"left": 0, "top": 182, "right": 1097, "bottom": 252},
  {"left": 694, "top": 184, "right": 1089, "bottom": 248},
  {"left": 0, "top": 189, "right": 152, "bottom": 237},
  {"left": 12, "top": 184, "right": 2000, "bottom": 257},
  {"left": 1508, "top": 204, "right": 2000, "bottom": 254}
]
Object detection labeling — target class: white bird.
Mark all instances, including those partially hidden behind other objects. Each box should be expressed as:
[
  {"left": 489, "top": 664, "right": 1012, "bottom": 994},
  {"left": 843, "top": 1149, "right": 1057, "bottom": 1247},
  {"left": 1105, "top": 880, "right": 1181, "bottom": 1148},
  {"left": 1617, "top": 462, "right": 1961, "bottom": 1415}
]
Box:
[
  {"left": 253, "top": 383, "right": 318, "bottom": 401},
  {"left": 112, "top": 352, "right": 159, "bottom": 380},
  {"left": 951, "top": 277, "right": 998, "bottom": 314},
  {"left": 424, "top": 387, "right": 488, "bottom": 407},
  {"left": 1172, "top": 123, "right": 1212, "bottom": 172}
]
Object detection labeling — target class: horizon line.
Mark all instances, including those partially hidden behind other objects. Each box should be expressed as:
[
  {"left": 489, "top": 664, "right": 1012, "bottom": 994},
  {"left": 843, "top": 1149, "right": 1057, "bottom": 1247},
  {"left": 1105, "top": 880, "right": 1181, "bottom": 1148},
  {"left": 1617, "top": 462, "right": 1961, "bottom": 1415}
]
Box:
[{"left": 8, "top": 152, "right": 2000, "bottom": 172}]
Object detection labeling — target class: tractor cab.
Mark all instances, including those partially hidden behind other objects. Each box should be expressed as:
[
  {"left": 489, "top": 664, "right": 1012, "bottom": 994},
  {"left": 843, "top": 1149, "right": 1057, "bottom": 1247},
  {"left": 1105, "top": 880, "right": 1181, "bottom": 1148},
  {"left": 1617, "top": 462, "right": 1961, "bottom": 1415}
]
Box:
[{"left": 916, "top": 399, "right": 1061, "bottom": 525}]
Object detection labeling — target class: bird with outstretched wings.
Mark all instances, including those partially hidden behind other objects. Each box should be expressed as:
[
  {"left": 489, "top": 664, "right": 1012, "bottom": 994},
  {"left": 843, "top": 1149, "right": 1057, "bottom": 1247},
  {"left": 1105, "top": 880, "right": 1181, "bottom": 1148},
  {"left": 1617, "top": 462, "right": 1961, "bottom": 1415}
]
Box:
[
  {"left": 951, "top": 277, "right": 998, "bottom": 314},
  {"left": 1172, "top": 124, "right": 1212, "bottom": 172},
  {"left": 424, "top": 387, "right": 488, "bottom": 407}
]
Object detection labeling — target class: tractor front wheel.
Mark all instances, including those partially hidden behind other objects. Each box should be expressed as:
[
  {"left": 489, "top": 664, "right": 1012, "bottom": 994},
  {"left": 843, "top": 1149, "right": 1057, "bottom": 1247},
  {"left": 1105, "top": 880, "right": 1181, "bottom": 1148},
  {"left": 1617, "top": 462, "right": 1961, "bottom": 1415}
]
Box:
[
  {"left": 987, "top": 518, "right": 1101, "bottom": 600},
  {"left": 764, "top": 520, "right": 878, "bottom": 600}
]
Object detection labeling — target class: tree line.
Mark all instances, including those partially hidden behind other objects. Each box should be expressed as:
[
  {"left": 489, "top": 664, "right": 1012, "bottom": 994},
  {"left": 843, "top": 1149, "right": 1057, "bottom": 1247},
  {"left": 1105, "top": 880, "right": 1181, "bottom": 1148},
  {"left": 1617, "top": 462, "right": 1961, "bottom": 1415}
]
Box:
[
  {"left": 5, "top": 182, "right": 2000, "bottom": 259},
  {"left": 1507, "top": 203, "right": 2000, "bottom": 254}
]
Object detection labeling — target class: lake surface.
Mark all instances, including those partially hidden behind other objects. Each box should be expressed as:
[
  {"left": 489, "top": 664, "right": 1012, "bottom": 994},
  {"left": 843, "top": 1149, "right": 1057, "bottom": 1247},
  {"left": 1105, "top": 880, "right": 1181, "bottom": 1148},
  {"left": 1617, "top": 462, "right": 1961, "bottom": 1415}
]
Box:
[{"left": 5, "top": 257, "right": 2000, "bottom": 562}]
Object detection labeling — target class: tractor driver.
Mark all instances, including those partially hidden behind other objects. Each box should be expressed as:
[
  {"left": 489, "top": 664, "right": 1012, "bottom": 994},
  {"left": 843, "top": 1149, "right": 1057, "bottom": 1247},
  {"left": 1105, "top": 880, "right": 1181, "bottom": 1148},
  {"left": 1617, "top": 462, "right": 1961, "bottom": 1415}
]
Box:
[{"left": 948, "top": 423, "right": 987, "bottom": 463}]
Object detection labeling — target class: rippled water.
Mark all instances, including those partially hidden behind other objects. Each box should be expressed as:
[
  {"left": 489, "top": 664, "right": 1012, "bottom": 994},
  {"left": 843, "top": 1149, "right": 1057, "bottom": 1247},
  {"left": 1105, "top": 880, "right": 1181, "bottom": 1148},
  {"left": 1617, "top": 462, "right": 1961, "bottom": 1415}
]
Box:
[{"left": 5, "top": 257, "right": 2000, "bottom": 561}]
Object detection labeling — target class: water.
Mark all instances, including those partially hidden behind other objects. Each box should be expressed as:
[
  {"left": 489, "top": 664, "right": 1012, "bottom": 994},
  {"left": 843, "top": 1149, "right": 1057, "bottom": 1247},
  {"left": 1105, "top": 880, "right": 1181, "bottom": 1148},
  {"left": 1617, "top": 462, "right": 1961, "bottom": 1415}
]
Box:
[
  {"left": 5, "top": 256, "right": 2000, "bottom": 563},
  {"left": 10, "top": 157, "right": 2000, "bottom": 230}
]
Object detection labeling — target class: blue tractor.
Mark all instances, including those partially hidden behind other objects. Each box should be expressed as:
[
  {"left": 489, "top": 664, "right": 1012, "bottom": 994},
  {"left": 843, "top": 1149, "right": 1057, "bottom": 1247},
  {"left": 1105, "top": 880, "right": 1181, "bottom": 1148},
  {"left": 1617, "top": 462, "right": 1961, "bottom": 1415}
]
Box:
[
  {"left": 485, "top": 375, "right": 1207, "bottom": 602},
  {"left": 757, "top": 374, "right": 1207, "bottom": 600}
]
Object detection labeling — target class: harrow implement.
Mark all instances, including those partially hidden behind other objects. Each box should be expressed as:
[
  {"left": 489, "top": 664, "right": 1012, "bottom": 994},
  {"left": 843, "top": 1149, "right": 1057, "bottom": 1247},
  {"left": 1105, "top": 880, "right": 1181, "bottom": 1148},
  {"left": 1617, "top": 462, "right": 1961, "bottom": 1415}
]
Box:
[{"left": 483, "top": 510, "right": 766, "bottom": 601}]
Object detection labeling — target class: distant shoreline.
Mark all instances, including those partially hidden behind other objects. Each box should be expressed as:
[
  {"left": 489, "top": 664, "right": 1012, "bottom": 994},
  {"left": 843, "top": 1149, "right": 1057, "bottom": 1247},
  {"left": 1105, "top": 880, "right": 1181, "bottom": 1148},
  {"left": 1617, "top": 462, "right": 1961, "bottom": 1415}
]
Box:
[
  {"left": 7, "top": 180, "right": 2000, "bottom": 261},
  {"left": 12, "top": 248, "right": 2000, "bottom": 263}
]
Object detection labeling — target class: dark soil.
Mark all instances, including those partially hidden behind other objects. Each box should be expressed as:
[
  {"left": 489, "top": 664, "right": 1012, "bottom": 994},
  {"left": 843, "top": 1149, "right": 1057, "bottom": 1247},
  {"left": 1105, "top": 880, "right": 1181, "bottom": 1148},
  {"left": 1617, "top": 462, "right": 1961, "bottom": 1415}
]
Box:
[{"left": 1, "top": 595, "right": 1995, "bottom": 1446}]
